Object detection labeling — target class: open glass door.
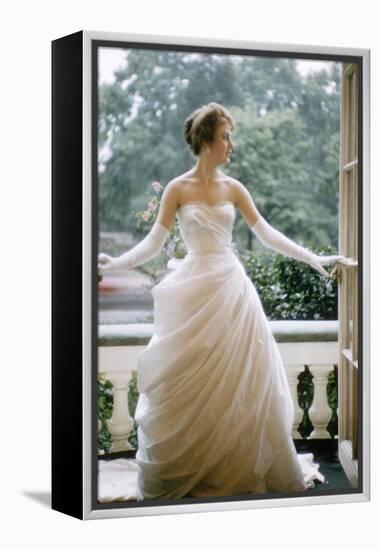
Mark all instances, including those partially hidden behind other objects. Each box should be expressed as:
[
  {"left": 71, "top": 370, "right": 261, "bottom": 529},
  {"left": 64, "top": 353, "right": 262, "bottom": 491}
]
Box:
[{"left": 336, "top": 62, "right": 360, "bottom": 487}]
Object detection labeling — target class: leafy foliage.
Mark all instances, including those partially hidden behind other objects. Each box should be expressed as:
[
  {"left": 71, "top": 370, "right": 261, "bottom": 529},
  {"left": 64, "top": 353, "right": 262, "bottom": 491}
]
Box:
[
  {"left": 326, "top": 366, "right": 339, "bottom": 439},
  {"left": 97, "top": 376, "right": 113, "bottom": 454},
  {"left": 127, "top": 371, "right": 139, "bottom": 450},
  {"left": 241, "top": 245, "right": 338, "bottom": 320},
  {"left": 297, "top": 367, "right": 315, "bottom": 438}
]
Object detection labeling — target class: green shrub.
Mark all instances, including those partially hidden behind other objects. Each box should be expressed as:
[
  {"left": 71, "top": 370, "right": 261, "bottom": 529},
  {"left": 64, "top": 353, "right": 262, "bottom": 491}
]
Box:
[
  {"left": 240, "top": 245, "right": 338, "bottom": 320},
  {"left": 326, "top": 366, "right": 338, "bottom": 439},
  {"left": 97, "top": 377, "right": 113, "bottom": 454}
]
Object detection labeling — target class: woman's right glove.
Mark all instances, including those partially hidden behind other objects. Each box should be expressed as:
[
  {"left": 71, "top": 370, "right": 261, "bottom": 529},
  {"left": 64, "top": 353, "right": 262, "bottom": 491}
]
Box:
[{"left": 98, "top": 222, "right": 170, "bottom": 275}]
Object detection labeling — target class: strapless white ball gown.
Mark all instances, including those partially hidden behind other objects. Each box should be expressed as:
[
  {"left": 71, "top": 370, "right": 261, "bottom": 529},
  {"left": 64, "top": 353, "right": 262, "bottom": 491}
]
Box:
[{"left": 98, "top": 202, "right": 324, "bottom": 502}]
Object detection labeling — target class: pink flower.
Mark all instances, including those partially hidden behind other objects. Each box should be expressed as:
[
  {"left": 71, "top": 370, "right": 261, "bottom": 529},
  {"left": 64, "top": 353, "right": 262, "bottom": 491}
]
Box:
[
  {"left": 148, "top": 199, "right": 158, "bottom": 212},
  {"left": 141, "top": 211, "right": 151, "bottom": 221},
  {"left": 151, "top": 181, "right": 163, "bottom": 193}
]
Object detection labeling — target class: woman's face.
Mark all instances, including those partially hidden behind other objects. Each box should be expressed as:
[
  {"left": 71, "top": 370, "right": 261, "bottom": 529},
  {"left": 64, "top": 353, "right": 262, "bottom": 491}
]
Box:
[{"left": 207, "top": 120, "right": 234, "bottom": 165}]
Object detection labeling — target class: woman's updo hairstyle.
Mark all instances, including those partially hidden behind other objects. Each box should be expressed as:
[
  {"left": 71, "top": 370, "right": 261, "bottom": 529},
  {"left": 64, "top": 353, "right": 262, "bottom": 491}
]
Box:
[{"left": 184, "top": 102, "right": 235, "bottom": 156}]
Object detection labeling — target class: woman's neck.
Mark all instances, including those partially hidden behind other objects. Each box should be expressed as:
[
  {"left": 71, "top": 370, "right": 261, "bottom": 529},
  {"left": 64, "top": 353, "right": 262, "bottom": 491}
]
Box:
[{"left": 192, "top": 156, "right": 220, "bottom": 186}]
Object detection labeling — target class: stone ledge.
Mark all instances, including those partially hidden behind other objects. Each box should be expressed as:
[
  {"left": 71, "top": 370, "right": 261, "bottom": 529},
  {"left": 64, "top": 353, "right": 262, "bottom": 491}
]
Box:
[
  {"left": 270, "top": 320, "right": 338, "bottom": 342},
  {"left": 98, "top": 320, "right": 338, "bottom": 346},
  {"left": 98, "top": 323, "right": 154, "bottom": 346}
]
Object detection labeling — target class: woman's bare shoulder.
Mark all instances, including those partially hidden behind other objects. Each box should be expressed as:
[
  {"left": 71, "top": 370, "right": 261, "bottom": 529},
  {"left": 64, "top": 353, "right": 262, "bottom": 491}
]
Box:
[
  {"left": 224, "top": 175, "right": 245, "bottom": 189},
  {"left": 223, "top": 175, "right": 250, "bottom": 201},
  {"left": 166, "top": 171, "right": 194, "bottom": 187},
  {"left": 168, "top": 171, "right": 195, "bottom": 191},
  {"left": 224, "top": 175, "right": 260, "bottom": 224},
  {"left": 162, "top": 172, "right": 193, "bottom": 204}
]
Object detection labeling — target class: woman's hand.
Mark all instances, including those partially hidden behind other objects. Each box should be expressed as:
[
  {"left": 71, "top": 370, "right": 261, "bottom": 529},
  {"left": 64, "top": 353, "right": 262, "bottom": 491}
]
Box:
[
  {"left": 308, "top": 254, "right": 344, "bottom": 278},
  {"left": 98, "top": 252, "right": 117, "bottom": 275}
]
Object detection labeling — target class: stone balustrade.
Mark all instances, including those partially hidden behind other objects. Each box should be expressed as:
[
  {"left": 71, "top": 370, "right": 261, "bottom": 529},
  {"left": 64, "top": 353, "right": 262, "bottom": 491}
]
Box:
[{"left": 98, "top": 321, "right": 338, "bottom": 454}]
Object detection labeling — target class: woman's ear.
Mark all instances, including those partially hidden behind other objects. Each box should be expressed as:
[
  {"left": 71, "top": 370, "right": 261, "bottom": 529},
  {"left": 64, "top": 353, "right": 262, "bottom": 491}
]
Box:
[{"left": 201, "top": 142, "right": 211, "bottom": 155}]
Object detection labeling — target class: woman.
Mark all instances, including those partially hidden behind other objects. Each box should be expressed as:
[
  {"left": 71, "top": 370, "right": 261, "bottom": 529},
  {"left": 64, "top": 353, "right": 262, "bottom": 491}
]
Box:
[{"left": 98, "top": 102, "right": 341, "bottom": 501}]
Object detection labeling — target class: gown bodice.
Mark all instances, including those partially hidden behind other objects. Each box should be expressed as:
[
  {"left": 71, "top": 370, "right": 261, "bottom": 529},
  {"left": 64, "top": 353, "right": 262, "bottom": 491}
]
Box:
[{"left": 176, "top": 201, "right": 235, "bottom": 256}]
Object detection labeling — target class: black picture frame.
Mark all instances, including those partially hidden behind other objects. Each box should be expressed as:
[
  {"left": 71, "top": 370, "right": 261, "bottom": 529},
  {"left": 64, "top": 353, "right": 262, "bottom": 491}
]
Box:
[{"left": 52, "top": 30, "right": 370, "bottom": 520}]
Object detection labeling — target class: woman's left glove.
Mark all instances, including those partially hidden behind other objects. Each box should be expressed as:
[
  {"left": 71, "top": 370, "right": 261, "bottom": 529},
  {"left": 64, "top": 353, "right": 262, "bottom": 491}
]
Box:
[
  {"left": 250, "top": 217, "right": 343, "bottom": 278},
  {"left": 304, "top": 253, "right": 345, "bottom": 277}
]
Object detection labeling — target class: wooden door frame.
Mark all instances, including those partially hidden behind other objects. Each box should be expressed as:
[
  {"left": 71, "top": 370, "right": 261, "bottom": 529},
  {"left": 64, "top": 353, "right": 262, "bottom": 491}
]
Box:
[{"left": 337, "top": 58, "right": 369, "bottom": 493}]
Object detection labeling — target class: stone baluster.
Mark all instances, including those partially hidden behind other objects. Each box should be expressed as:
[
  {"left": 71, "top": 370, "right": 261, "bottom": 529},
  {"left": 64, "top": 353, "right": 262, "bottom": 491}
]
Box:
[
  {"left": 105, "top": 372, "right": 135, "bottom": 452},
  {"left": 308, "top": 365, "right": 333, "bottom": 438},
  {"left": 97, "top": 418, "right": 104, "bottom": 455},
  {"left": 286, "top": 365, "right": 304, "bottom": 439}
]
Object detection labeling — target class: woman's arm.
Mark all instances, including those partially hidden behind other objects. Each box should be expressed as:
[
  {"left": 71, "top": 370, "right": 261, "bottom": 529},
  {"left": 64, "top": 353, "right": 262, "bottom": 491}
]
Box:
[
  {"left": 232, "top": 179, "right": 342, "bottom": 277},
  {"left": 98, "top": 180, "right": 179, "bottom": 273},
  {"left": 155, "top": 179, "right": 180, "bottom": 231}
]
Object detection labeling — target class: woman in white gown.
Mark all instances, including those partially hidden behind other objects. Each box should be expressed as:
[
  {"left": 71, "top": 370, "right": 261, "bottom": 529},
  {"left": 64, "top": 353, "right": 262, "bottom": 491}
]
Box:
[{"left": 98, "top": 102, "right": 341, "bottom": 502}]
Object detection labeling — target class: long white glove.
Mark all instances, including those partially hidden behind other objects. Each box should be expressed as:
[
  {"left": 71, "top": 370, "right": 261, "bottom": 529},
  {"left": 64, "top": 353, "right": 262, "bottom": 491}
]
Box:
[
  {"left": 251, "top": 217, "right": 342, "bottom": 277},
  {"left": 98, "top": 222, "right": 170, "bottom": 273}
]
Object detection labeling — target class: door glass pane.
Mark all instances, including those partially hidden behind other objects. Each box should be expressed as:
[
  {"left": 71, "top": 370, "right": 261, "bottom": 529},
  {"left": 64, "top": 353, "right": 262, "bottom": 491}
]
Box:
[
  {"left": 354, "top": 176, "right": 358, "bottom": 260},
  {"left": 347, "top": 170, "right": 356, "bottom": 258},
  {"left": 347, "top": 269, "right": 353, "bottom": 352},
  {"left": 347, "top": 359, "right": 353, "bottom": 440},
  {"left": 352, "top": 268, "right": 358, "bottom": 362},
  {"left": 349, "top": 70, "right": 356, "bottom": 161},
  {"left": 353, "top": 367, "right": 358, "bottom": 459}
]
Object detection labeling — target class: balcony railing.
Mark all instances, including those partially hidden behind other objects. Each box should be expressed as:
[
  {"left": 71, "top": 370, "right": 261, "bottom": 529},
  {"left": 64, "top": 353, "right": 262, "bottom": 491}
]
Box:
[{"left": 98, "top": 320, "right": 338, "bottom": 454}]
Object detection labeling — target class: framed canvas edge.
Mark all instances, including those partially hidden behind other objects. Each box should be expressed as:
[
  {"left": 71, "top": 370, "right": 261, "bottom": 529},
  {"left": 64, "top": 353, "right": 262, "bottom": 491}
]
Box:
[
  {"left": 84, "top": 492, "right": 369, "bottom": 521},
  {"left": 81, "top": 30, "right": 371, "bottom": 520},
  {"left": 361, "top": 47, "right": 371, "bottom": 503},
  {"left": 83, "top": 29, "right": 370, "bottom": 58}
]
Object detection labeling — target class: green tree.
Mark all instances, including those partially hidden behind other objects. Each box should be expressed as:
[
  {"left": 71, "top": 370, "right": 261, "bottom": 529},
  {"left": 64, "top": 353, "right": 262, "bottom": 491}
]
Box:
[
  {"left": 98, "top": 51, "right": 341, "bottom": 250},
  {"left": 229, "top": 101, "right": 318, "bottom": 248},
  {"left": 98, "top": 50, "right": 243, "bottom": 231},
  {"left": 236, "top": 56, "right": 303, "bottom": 114}
]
